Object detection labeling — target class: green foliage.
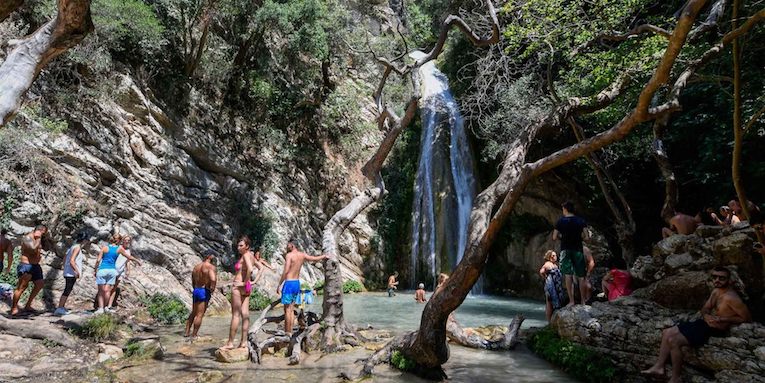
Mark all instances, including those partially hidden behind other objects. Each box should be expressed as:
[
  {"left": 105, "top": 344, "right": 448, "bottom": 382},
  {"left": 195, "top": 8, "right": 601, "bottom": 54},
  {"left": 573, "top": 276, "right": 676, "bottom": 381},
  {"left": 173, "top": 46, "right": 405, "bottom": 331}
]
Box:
[
  {"left": 342, "top": 280, "right": 363, "bottom": 294},
  {"left": 123, "top": 339, "right": 161, "bottom": 360},
  {"left": 528, "top": 327, "right": 618, "bottom": 382},
  {"left": 321, "top": 81, "right": 376, "bottom": 161},
  {"left": 75, "top": 314, "right": 119, "bottom": 342},
  {"left": 390, "top": 350, "right": 416, "bottom": 371},
  {"left": 142, "top": 293, "right": 189, "bottom": 325},
  {"left": 235, "top": 205, "right": 279, "bottom": 260},
  {"left": 249, "top": 289, "right": 272, "bottom": 311},
  {"left": 313, "top": 280, "right": 325, "bottom": 294}
]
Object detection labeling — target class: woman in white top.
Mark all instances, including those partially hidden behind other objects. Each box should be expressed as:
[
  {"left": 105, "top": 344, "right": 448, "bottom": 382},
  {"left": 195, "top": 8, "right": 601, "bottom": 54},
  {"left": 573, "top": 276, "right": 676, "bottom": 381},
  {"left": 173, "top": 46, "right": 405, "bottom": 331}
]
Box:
[
  {"left": 55, "top": 233, "right": 90, "bottom": 316},
  {"left": 108, "top": 236, "right": 133, "bottom": 310}
]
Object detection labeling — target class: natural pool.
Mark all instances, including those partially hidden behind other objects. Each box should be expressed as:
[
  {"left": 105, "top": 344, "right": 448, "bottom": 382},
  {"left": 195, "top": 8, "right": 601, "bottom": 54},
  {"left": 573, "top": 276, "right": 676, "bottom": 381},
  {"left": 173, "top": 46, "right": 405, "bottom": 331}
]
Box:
[{"left": 114, "top": 292, "right": 575, "bottom": 382}]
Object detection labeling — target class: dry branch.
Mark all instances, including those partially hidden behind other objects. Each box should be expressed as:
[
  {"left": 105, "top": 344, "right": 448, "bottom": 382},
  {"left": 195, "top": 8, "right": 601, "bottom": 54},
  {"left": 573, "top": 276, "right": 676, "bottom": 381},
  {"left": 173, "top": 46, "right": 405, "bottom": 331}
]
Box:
[
  {"left": 573, "top": 24, "right": 671, "bottom": 55},
  {"left": 0, "top": 0, "right": 93, "bottom": 126}
]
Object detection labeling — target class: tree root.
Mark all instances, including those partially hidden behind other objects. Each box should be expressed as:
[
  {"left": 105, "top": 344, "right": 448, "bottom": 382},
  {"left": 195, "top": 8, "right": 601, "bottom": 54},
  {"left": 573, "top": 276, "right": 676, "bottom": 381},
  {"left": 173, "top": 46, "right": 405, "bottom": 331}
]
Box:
[{"left": 446, "top": 314, "right": 524, "bottom": 350}]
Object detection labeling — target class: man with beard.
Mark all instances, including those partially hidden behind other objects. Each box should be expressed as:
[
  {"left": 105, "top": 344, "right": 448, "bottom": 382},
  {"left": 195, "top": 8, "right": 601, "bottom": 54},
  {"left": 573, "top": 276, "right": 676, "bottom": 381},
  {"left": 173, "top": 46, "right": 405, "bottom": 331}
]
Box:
[{"left": 641, "top": 266, "right": 751, "bottom": 383}]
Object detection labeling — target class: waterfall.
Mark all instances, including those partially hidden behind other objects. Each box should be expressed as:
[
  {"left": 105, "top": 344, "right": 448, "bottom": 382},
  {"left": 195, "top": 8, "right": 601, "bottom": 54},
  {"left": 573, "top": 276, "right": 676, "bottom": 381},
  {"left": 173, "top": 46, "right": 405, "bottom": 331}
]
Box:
[{"left": 410, "top": 53, "right": 480, "bottom": 292}]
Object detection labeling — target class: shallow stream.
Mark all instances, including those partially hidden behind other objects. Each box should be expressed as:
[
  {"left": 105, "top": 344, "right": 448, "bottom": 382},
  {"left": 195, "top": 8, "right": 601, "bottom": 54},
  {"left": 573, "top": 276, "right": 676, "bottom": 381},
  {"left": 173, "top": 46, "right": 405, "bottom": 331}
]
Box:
[{"left": 115, "top": 292, "right": 576, "bottom": 382}]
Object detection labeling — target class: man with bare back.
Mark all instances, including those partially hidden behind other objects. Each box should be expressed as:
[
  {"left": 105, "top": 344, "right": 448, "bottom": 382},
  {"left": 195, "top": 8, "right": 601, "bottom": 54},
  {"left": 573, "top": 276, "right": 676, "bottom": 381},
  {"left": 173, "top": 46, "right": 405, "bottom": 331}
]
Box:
[
  {"left": 184, "top": 250, "right": 217, "bottom": 339},
  {"left": 662, "top": 211, "right": 699, "bottom": 238},
  {"left": 1, "top": 228, "right": 14, "bottom": 274},
  {"left": 276, "top": 239, "right": 327, "bottom": 335},
  {"left": 642, "top": 266, "right": 751, "bottom": 383},
  {"left": 10, "top": 225, "right": 47, "bottom": 316}
]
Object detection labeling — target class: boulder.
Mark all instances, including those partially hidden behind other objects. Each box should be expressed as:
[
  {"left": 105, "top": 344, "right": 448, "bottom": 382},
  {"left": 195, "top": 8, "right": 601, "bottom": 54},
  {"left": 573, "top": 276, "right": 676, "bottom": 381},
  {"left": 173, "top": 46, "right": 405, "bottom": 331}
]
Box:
[
  {"left": 632, "top": 271, "right": 710, "bottom": 310},
  {"left": 665, "top": 252, "right": 693, "bottom": 271},
  {"left": 712, "top": 232, "right": 754, "bottom": 265},
  {"left": 552, "top": 298, "right": 765, "bottom": 382},
  {"left": 653, "top": 234, "right": 689, "bottom": 257},
  {"left": 124, "top": 336, "right": 165, "bottom": 360},
  {"left": 97, "top": 343, "right": 124, "bottom": 362},
  {"left": 215, "top": 347, "right": 249, "bottom": 363},
  {"left": 696, "top": 225, "right": 723, "bottom": 238}
]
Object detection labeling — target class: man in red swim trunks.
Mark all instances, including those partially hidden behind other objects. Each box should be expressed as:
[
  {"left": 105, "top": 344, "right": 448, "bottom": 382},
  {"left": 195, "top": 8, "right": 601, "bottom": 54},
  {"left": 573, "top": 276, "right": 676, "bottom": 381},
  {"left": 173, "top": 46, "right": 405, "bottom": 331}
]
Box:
[{"left": 276, "top": 239, "right": 327, "bottom": 335}]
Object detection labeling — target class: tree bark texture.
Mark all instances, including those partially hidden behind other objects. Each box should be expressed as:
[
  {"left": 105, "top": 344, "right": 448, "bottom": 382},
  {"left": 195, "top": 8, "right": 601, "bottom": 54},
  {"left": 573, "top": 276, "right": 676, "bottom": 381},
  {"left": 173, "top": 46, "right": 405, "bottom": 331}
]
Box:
[
  {"left": 652, "top": 115, "right": 679, "bottom": 223},
  {"left": 446, "top": 314, "right": 524, "bottom": 350},
  {"left": 0, "top": 0, "right": 93, "bottom": 126}
]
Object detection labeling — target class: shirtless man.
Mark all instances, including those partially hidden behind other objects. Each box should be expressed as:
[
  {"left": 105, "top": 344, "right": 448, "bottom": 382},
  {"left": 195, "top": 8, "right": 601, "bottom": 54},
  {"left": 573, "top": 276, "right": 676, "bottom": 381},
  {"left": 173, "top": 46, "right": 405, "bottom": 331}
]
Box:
[
  {"left": 276, "top": 239, "right": 327, "bottom": 335},
  {"left": 641, "top": 266, "right": 751, "bottom": 383},
  {"left": 414, "top": 283, "right": 426, "bottom": 303},
  {"left": 662, "top": 212, "right": 699, "bottom": 238},
  {"left": 1, "top": 228, "right": 14, "bottom": 274},
  {"left": 184, "top": 250, "right": 217, "bottom": 339},
  {"left": 387, "top": 271, "right": 399, "bottom": 297},
  {"left": 10, "top": 225, "right": 47, "bottom": 316}
]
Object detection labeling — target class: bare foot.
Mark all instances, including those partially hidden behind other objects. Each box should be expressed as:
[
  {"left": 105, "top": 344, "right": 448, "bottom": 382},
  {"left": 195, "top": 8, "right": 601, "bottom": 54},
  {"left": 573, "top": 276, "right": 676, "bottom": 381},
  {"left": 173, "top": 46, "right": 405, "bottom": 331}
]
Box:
[
  {"left": 566, "top": 302, "right": 575, "bottom": 307},
  {"left": 220, "top": 343, "right": 234, "bottom": 350},
  {"left": 236, "top": 342, "right": 247, "bottom": 349},
  {"left": 9, "top": 308, "right": 19, "bottom": 317},
  {"left": 640, "top": 366, "right": 665, "bottom": 378}
]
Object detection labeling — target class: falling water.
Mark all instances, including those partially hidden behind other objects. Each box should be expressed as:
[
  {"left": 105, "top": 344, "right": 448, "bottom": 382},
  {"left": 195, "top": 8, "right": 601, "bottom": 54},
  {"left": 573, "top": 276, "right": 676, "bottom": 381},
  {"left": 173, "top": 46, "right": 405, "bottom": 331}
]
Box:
[{"left": 410, "top": 52, "right": 480, "bottom": 292}]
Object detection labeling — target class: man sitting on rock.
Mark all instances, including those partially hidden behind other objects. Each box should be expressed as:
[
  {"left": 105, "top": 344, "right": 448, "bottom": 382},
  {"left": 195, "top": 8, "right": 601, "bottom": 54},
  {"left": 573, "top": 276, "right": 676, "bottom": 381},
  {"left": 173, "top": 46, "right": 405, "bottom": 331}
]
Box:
[
  {"left": 641, "top": 266, "right": 751, "bottom": 383},
  {"left": 661, "top": 211, "right": 699, "bottom": 238}
]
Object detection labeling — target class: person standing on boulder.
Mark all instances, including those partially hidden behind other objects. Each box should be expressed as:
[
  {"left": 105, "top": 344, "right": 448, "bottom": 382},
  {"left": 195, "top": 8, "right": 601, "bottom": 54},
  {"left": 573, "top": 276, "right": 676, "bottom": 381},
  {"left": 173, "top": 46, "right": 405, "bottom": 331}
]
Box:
[
  {"left": 276, "top": 239, "right": 327, "bottom": 335},
  {"left": 641, "top": 266, "right": 751, "bottom": 383},
  {"left": 10, "top": 225, "right": 47, "bottom": 316},
  {"left": 1, "top": 228, "right": 14, "bottom": 274},
  {"left": 552, "top": 201, "right": 589, "bottom": 307},
  {"left": 185, "top": 250, "right": 217, "bottom": 339},
  {"left": 55, "top": 233, "right": 90, "bottom": 316}
]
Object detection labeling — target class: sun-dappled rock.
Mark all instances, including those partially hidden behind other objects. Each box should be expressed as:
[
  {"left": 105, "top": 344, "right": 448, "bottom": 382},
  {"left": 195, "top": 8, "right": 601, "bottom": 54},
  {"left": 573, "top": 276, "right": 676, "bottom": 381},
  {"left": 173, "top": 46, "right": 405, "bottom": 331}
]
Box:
[{"left": 214, "top": 347, "right": 249, "bottom": 363}]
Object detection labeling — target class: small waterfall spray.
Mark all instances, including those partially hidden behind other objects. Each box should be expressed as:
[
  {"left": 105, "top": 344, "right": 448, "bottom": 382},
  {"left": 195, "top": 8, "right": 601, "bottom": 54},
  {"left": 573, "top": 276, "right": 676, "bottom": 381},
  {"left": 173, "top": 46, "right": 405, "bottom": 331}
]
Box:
[{"left": 410, "top": 53, "right": 480, "bottom": 292}]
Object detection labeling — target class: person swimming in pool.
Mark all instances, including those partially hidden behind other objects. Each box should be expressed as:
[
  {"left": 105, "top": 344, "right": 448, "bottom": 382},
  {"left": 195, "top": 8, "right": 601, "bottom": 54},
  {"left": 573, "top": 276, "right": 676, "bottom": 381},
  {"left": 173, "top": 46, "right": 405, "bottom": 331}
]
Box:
[
  {"left": 185, "top": 249, "right": 217, "bottom": 339},
  {"left": 276, "top": 239, "right": 327, "bottom": 335}
]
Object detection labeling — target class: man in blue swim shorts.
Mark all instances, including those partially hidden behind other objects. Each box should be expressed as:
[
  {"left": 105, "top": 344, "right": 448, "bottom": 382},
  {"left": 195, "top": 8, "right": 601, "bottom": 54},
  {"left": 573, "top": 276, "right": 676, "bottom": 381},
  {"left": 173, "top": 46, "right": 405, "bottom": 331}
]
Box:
[
  {"left": 277, "top": 239, "right": 327, "bottom": 335},
  {"left": 185, "top": 250, "right": 217, "bottom": 339}
]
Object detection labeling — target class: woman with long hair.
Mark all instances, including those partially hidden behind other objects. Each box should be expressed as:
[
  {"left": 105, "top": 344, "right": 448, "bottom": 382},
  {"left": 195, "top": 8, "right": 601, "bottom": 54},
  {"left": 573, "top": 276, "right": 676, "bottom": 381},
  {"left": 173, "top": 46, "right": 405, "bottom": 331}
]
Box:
[
  {"left": 222, "top": 236, "right": 255, "bottom": 349},
  {"left": 539, "top": 250, "right": 565, "bottom": 322}
]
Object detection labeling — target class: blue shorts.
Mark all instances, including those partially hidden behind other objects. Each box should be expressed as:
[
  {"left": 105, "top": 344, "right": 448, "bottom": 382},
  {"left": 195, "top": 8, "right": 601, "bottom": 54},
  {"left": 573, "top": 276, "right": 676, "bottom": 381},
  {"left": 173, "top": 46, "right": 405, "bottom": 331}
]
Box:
[
  {"left": 281, "top": 280, "right": 301, "bottom": 305},
  {"left": 17, "top": 263, "right": 44, "bottom": 281},
  {"left": 96, "top": 268, "right": 118, "bottom": 285},
  {"left": 192, "top": 287, "right": 211, "bottom": 303}
]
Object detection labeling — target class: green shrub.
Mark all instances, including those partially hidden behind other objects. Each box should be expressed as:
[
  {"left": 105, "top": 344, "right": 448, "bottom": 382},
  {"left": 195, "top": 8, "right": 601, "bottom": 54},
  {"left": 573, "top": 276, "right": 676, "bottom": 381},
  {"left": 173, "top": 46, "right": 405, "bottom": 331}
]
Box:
[
  {"left": 314, "top": 280, "right": 325, "bottom": 295},
  {"left": 142, "top": 293, "right": 189, "bottom": 325},
  {"left": 123, "top": 339, "right": 161, "bottom": 360},
  {"left": 528, "top": 327, "right": 618, "bottom": 382},
  {"left": 75, "top": 314, "right": 118, "bottom": 342},
  {"left": 249, "top": 289, "right": 272, "bottom": 311},
  {"left": 342, "top": 280, "right": 363, "bottom": 294},
  {"left": 390, "top": 350, "right": 415, "bottom": 371}
]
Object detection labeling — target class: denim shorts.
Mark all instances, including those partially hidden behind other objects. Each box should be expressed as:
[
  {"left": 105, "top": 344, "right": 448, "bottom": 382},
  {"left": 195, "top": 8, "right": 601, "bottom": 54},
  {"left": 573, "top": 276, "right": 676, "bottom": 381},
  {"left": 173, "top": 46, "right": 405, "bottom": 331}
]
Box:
[{"left": 96, "top": 269, "right": 118, "bottom": 285}]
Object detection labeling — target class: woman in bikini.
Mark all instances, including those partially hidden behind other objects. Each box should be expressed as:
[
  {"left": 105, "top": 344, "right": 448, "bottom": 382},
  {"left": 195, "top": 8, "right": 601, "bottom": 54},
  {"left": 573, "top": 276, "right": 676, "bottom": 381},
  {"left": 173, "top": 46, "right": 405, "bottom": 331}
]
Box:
[{"left": 222, "top": 236, "right": 255, "bottom": 350}]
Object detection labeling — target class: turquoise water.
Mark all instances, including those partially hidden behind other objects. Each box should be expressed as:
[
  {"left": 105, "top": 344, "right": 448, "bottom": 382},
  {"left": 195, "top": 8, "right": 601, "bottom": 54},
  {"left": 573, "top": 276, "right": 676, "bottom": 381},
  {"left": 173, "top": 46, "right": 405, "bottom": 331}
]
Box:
[
  {"left": 118, "top": 292, "right": 575, "bottom": 383},
  {"left": 344, "top": 291, "right": 548, "bottom": 332}
]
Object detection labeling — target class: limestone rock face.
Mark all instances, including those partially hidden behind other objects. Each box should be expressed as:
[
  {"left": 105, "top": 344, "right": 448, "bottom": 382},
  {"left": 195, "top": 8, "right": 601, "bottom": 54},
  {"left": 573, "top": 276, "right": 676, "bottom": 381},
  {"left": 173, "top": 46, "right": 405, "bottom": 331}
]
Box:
[
  {"left": 3, "top": 73, "right": 381, "bottom": 312},
  {"left": 552, "top": 298, "right": 765, "bottom": 382}
]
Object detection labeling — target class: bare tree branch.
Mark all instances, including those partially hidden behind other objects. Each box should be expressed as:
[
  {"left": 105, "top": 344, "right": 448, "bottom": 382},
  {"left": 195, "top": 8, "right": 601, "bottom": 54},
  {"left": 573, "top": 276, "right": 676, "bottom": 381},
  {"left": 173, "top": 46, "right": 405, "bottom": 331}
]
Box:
[
  {"left": 573, "top": 24, "right": 671, "bottom": 55},
  {"left": 689, "top": 0, "right": 729, "bottom": 40}
]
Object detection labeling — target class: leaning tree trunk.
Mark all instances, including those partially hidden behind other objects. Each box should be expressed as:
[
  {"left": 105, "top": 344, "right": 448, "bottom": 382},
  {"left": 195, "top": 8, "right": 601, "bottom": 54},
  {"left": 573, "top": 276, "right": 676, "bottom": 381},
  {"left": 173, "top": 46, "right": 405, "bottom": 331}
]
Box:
[
  {"left": 359, "top": 1, "right": 712, "bottom": 378},
  {"left": 652, "top": 114, "right": 680, "bottom": 224},
  {"left": 0, "top": 0, "right": 93, "bottom": 126}
]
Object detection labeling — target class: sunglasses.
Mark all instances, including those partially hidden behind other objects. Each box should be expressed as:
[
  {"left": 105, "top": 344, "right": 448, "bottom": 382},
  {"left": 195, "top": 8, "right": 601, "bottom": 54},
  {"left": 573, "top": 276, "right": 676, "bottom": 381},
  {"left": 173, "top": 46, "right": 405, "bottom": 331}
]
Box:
[{"left": 710, "top": 274, "right": 729, "bottom": 281}]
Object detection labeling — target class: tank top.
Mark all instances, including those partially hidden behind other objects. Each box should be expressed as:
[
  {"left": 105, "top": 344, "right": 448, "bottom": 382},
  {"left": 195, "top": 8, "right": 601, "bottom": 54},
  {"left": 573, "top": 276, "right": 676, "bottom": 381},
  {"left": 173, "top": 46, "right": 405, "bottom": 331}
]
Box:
[
  {"left": 99, "top": 244, "right": 119, "bottom": 270},
  {"left": 64, "top": 244, "right": 83, "bottom": 277}
]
